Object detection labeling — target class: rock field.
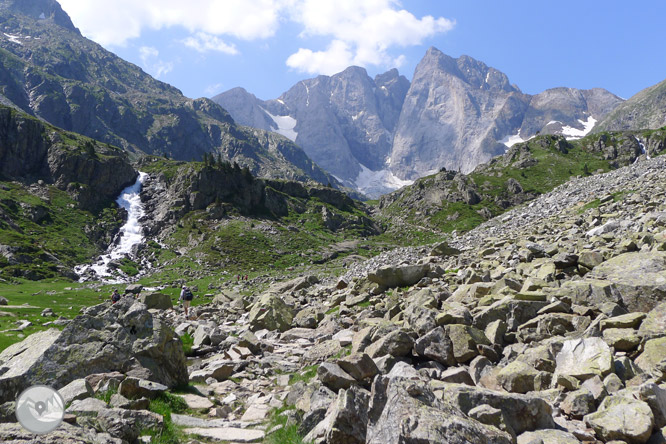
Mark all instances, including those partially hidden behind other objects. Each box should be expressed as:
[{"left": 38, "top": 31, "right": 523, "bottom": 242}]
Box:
[{"left": 2, "top": 155, "right": 666, "bottom": 443}]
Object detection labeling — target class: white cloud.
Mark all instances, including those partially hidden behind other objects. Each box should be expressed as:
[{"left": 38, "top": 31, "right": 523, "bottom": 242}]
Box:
[
  {"left": 58, "top": 0, "right": 455, "bottom": 74},
  {"left": 57, "top": 0, "right": 285, "bottom": 47},
  {"left": 286, "top": 0, "right": 455, "bottom": 74},
  {"left": 205, "top": 83, "right": 225, "bottom": 95},
  {"left": 182, "top": 32, "right": 239, "bottom": 55},
  {"left": 138, "top": 46, "right": 174, "bottom": 79}
]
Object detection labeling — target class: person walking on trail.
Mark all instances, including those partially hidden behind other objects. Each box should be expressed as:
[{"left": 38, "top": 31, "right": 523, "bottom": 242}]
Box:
[
  {"left": 110, "top": 288, "right": 121, "bottom": 304},
  {"left": 179, "top": 285, "right": 194, "bottom": 318}
]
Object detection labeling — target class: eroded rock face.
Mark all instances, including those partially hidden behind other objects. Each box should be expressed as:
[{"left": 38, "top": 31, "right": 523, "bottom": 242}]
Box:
[{"left": 0, "top": 298, "right": 187, "bottom": 403}]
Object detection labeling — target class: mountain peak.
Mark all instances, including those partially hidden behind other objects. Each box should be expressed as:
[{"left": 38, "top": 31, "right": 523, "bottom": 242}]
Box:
[{"left": 1, "top": 0, "right": 78, "bottom": 32}]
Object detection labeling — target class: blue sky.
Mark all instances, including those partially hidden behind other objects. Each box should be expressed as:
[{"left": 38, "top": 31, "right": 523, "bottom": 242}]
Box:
[{"left": 58, "top": 1, "right": 666, "bottom": 101}]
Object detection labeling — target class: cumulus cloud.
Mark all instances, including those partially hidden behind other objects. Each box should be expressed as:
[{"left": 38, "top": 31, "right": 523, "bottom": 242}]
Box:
[
  {"left": 182, "top": 32, "right": 239, "bottom": 54},
  {"left": 58, "top": 0, "right": 454, "bottom": 74},
  {"left": 138, "top": 46, "right": 174, "bottom": 79},
  {"left": 286, "top": 0, "right": 455, "bottom": 74},
  {"left": 58, "top": 0, "right": 284, "bottom": 47}
]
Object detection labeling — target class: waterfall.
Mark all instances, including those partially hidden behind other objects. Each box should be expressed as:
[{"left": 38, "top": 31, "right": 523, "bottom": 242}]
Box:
[
  {"left": 76, "top": 172, "right": 148, "bottom": 281},
  {"left": 634, "top": 136, "right": 650, "bottom": 163}
]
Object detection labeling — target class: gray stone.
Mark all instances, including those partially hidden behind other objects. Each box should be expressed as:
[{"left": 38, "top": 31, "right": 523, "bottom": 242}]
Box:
[
  {"left": 366, "top": 376, "right": 513, "bottom": 444},
  {"left": 584, "top": 396, "right": 654, "bottom": 443},
  {"left": 0, "top": 298, "right": 187, "bottom": 404},
  {"left": 317, "top": 362, "right": 356, "bottom": 391},
  {"left": 138, "top": 292, "right": 172, "bottom": 310},
  {"left": 118, "top": 377, "right": 168, "bottom": 400},
  {"left": 322, "top": 386, "right": 370, "bottom": 444},
  {"left": 635, "top": 337, "right": 666, "bottom": 376},
  {"left": 639, "top": 302, "right": 666, "bottom": 339},
  {"left": 439, "top": 384, "right": 555, "bottom": 435},
  {"left": 367, "top": 264, "right": 430, "bottom": 288},
  {"left": 248, "top": 293, "right": 294, "bottom": 332},
  {"left": 517, "top": 429, "right": 580, "bottom": 444},
  {"left": 561, "top": 389, "right": 595, "bottom": 419},
  {"left": 365, "top": 329, "right": 414, "bottom": 359},
  {"left": 413, "top": 327, "right": 456, "bottom": 366},
  {"left": 337, "top": 353, "right": 379, "bottom": 382},
  {"left": 555, "top": 337, "right": 613, "bottom": 380},
  {"left": 58, "top": 378, "right": 93, "bottom": 404},
  {"left": 183, "top": 427, "right": 264, "bottom": 442},
  {"left": 95, "top": 408, "right": 163, "bottom": 443},
  {"left": 497, "top": 361, "right": 539, "bottom": 394},
  {"left": 588, "top": 251, "right": 666, "bottom": 312},
  {"left": 445, "top": 324, "right": 490, "bottom": 363}
]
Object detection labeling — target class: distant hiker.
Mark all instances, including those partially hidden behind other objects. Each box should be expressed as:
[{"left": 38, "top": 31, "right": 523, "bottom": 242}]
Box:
[
  {"left": 110, "top": 288, "right": 121, "bottom": 304},
  {"left": 244, "top": 275, "right": 249, "bottom": 281},
  {"left": 179, "top": 285, "right": 194, "bottom": 318}
]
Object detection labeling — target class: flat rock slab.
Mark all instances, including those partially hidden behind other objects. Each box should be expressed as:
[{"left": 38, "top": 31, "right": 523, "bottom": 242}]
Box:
[
  {"left": 178, "top": 393, "right": 214, "bottom": 410},
  {"left": 171, "top": 414, "right": 254, "bottom": 428},
  {"left": 184, "top": 427, "right": 264, "bottom": 442},
  {"left": 240, "top": 403, "right": 270, "bottom": 421}
]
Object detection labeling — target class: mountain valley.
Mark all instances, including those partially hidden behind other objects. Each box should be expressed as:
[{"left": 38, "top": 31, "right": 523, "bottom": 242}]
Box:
[{"left": 2, "top": 1, "right": 666, "bottom": 443}]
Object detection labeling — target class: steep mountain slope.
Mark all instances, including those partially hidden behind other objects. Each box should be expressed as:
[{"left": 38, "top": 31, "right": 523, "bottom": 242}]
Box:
[
  {"left": 594, "top": 78, "right": 666, "bottom": 132},
  {"left": 216, "top": 48, "right": 622, "bottom": 197},
  {"left": 0, "top": 104, "right": 136, "bottom": 280},
  {"left": 0, "top": 0, "right": 336, "bottom": 186},
  {"left": 214, "top": 67, "right": 411, "bottom": 196},
  {"left": 389, "top": 48, "right": 623, "bottom": 179}
]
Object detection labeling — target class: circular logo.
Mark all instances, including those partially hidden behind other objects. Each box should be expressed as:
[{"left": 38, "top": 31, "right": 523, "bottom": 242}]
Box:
[{"left": 15, "top": 385, "right": 65, "bottom": 434}]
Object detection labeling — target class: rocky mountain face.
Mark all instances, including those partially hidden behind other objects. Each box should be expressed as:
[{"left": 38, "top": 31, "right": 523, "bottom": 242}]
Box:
[
  {"left": 595, "top": 78, "right": 666, "bottom": 132},
  {"left": 0, "top": 0, "right": 336, "bottom": 186},
  {"left": 214, "top": 67, "right": 411, "bottom": 196},
  {"left": 216, "top": 47, "right": 622, "bottom": 197}
]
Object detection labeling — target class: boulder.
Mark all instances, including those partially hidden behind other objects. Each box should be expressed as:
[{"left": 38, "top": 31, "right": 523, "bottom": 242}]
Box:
[
  {"left": 59, "top": 378, "right": 94, "bottom": 404},
  {"left": 438, "top": 384, "right": 556, "bottom": 435},
  {"left": 588, "top": 251, "right": 666, "bottom": 312},
  {"left": 0, "top": 298, "right": 187, "bottom": 404},
  {"left": 337, "top": 353, "right": 379, "bottom": 382},
  {"left": 430, "top": 241, "right": 461, "bottom": 257},
  {"left": 561, "top": 389, "right": 595, "bottom": 419},
  {"left": 317, "top": 363, "right": 356, "bottom": 391},
  {"left": 556, "top": 279, "right": 623, "bottom": 310},
  {"left": 248, "top": 293, "right": 294, "bottom": 332},
  {"left": 0, "top": 422, "right": 123, "bottom": 443},
  {"left": 584, "top": 396, "right": 654, "bottom": 443},
  {"left": 497, "top": 361, "right": 539, "bottom": 394},
  {"left": 367, "top": 264, "right": 429, "bottom": 288},
  {"left": 635, "top": 337, "right": 666, "bottom": 376},
  {"left": 473, "top": 297, "right": 549, "bottom": 331},
  {"left": 445, "top": 324, "right": 490, "bottom": 363},
  {"left": 118, "top": 377, "right": 168, "bottom": 400},
  {"left": 323, "top": 386, "right": 371, "bottom": 444},
  {"left": 189, "top": 361, "right": 234, "bottom": 383},
  {"left": 269, "top": 274, "right": 319, "bottom": 294},
  {"left": 365, "top": 330, "right": 414, "bottom": 359},
  {"left": 138, "top": 292, "right": 172, "bottom": 310},
  {"left": 517, "top": 429, "right": 581, "bottom": 444},
  {"left": 366, "top": 377, "right": 513, "bottom": 444},
  {"left": 603, "top": 328, "right": 641, "bottom": 351},
  {"left": 414, "top": 327, "right": 456, "bottom": 366},
  {"left": 638, "top": 382, "right": 666, "bottom": 428},
  {"left": 555, "top": 337, "right": 613, "bottom": 380},
  {"left": 94, "top": 408, "right": 163, "bottom": 443},
  {"left": 639, "top": 302, "right": 666, "bottom": 339}
]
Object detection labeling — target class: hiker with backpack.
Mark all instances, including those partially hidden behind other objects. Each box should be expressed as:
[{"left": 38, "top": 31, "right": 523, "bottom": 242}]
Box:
[
  {"left": 179, "top": 285, "right": 194, "bottom": 318},
  {"left": 110, "top": 288, "right": 121, "bottom": 304}
]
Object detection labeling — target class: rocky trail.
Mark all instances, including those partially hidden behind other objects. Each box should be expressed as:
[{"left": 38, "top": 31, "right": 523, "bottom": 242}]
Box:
[{"left": 1, "top": 154, "right": 666, "bottom": 443}]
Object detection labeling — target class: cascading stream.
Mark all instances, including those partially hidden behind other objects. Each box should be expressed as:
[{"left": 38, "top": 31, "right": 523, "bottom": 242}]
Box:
[{"left": 76, "top": 172, "right": 148, "bottom": 281}]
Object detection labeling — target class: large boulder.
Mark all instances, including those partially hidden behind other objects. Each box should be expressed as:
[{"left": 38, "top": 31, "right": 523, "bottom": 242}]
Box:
[
  {"left": 367, "top": 264, "right": 429, "bottom": 288},
  {"left": 473, "top": 297, "right": 549, "bottom": 331},
  {"left": 445, "top": 324, "right": 490, "bottom": 363},
  {"left": 248, "top": 292, "right": 294, "bottom": 332},
  {"left": 0, "top": 298, "right": 188, "bottom": 404},
  {"left": 639, "top": 302, "right": 666, "bottom": 339},
  {"left": 306, "top": 385, "right": 370, "bottom": 444},
  {"left": 366, "top": 377, "right": 513, "bottom": 444},
  {"left": 414, "top": 327, "right": 456, "bottom": 366},
  {"left": 635, "top": 337, "right": 666, "bottom": 376},
  {"left": 438, "top": 384, "right": 556, "bottom": 435},
  {"left": 555, "top": 337, "right": 613, "bottom": 381},
  {"left": 138, "top": 292, "right": 172, "bottom": 310},
  {"left": 584, "top": 396, "right": 654, "bottom": 443},
  {"left": 588, "top": 251, "right": 666, "bottom": 312},
  {"left": 555, "top": 279, "right": 623, "bottom": 310}
]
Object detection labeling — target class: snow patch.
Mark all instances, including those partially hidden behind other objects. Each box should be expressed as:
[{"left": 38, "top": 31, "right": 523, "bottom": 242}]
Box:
[
  {"left": 352, "top": 111, "right": 364, "bottom": 121},
  {"left": 4, "top": 33, "right": 22, "bottom": 45},
  {"left": 561, "top": 116, "right": 597, "bottom": 140},
  {"left": 304, "top": 83, "right": 310, "bottom": 107},
  {"left": 355, "top": 164, "right": 413, "bottom": 198},
  {"left": 262, "top": 107, "right": 298, "bottom": 142},
  {"left": 39, "top": 12, "right": 46, "bottom": 20},
  {"left": 500, "top": 133, "right": 526, "bottom": 148},
  {"left": 277, "top": 99, "right": 285, "bottom": 105}
]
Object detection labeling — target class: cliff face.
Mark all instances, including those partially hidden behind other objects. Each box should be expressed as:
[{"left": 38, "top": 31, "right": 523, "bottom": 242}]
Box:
[
  {"left": 0, "top": 0, "right": 335, "bottom": 186},
  {"left": 0, "top": 106, "right": 136, "bottom": 209},
  {"left": 594, "top": 78, "right": 666, "bottom": 132}
]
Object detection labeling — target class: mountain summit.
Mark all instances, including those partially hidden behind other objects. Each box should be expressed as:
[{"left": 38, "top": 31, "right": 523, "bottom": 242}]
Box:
[{"left": 215, "top": 47, "right": 623, "bottom": 197}]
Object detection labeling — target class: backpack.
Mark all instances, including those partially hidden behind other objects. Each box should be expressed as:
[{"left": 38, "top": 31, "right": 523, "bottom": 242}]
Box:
[
  {"left": 184, "top": 289, "right": 193, "bottom": 301},
  {"left": 111, "top": 293, "right": 120, "bottom": 303}
]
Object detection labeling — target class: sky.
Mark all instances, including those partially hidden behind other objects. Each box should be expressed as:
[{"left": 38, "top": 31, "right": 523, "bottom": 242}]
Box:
[{"left": 57, "top": 0, "right": 666, "bottom": 102}]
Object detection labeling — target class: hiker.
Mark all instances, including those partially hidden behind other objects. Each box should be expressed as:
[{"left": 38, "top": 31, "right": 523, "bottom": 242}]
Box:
[
  {"left": 110, "top": 288, "right": 121, "bottom": 304},
  {"left": 179, "top": 285, "right": 194, "bottom": 318}
]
